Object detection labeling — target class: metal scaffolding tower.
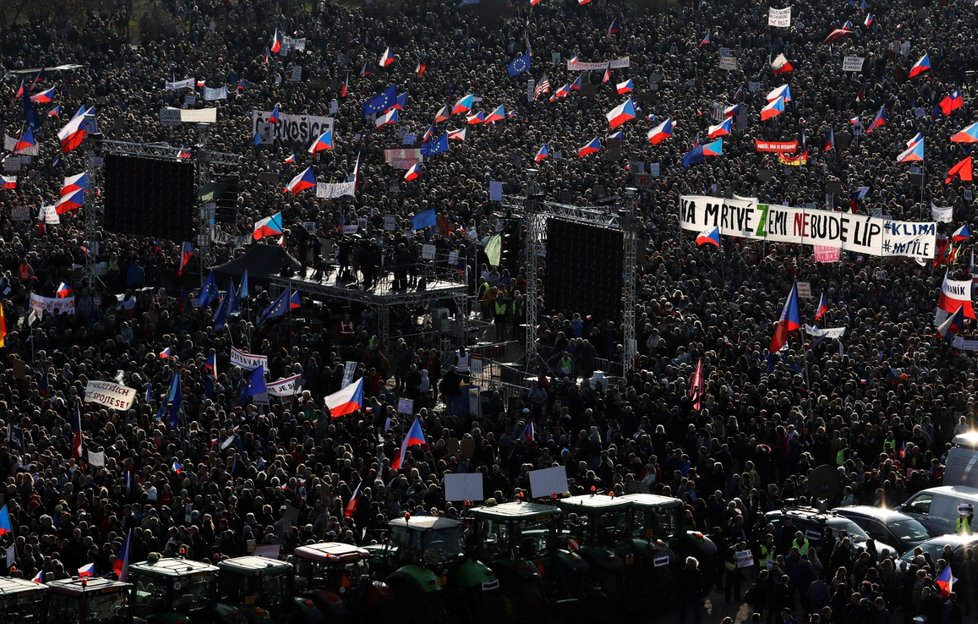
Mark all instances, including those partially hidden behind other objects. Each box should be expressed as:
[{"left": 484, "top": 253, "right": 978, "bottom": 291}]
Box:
[{"left": 621, "top": 188, "right": 638, "bottom": 374}]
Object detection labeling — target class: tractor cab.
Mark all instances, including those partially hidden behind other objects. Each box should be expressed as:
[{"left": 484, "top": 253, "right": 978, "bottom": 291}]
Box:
[
  {"left": 217, "top": 556, "right": 322, "bottom": 624},
  {"left": 128, "top": 555, "right": 245, "bottom": 624},
  {"left": 292, "top": 542, "right": 392, "bottom": 623},
  {"left": 382, "top": 516, "right": 499, "bottom": 624},
  {"left": 469, "top": 501, "right": 589, "bottom": 623},
  {"left": 555, "top": 494, "right": 630, "bottom": 609},
  {"left": 0, "top": 577, "right": 47, "bottom": 623},
  {"left": 46, "top": 577, "right": 131, "bottom": 624},
  {"left": 618, "top": 494, "right": 718, "bottom": 587}
]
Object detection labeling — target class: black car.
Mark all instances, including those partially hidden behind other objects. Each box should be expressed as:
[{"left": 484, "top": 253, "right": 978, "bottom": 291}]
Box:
[
  {"left": 763, "top": 508, "right": 898, "bottom": 558},
  {"left": 832, "top": 506, "right": 933, "bottom": 553},
  {"left": 899, "top": 534, "right": 978, "bottom": 564}
]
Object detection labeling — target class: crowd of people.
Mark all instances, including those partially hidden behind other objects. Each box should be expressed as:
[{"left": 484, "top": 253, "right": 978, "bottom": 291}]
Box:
[{"left": 2, "top": 0, "right": 978, "bottom": 621}]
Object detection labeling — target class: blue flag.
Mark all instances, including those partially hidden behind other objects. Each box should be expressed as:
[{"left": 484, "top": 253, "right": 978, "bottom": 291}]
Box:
[
  {"left": 258, "top": 289, "right": 299, "bottom": 325},
  {"left": 507, "top": 54, "right": 531, "bottom": 77},
  {"left": 420, "top": 134, "right": 449, "bottom": 157},
  {"left": 213, "top": 293, "right": 230, "bottom": 332},
  {"left": 681, "top": 145, "right": 705, "bottom": 168},
  {"left": 237, "top": 365, "right": 268, "bottom": 405},
  {"left": 238, "top": 270, "right": 249, "bottom": 300},
  {"left": 22, "top": 89, "right": 38, "bottom": 130},
  {"left": 197, "top": 270, "right": 219, "bottom": 307},
  {"left": 412, "top": 208, "right": 437, "bottom": 230},
  {"left": 162, "top": 373, "right": 182, "bottom": 429},
  {"left": 362, "top": 85, "right": 397, "bottom": 117},
  {"left": 227, "top": 278, "right": 240, "bottom": 317}
]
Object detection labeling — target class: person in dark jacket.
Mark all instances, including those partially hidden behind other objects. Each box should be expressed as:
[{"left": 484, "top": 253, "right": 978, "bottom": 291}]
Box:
[{"left": 677, "top": 556, "right": 706, "bottom": 624}]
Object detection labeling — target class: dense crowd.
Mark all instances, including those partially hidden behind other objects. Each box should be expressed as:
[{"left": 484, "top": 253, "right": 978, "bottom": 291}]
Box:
[{"left": 3, "top": 0, "right": 978, "bottom": 621}]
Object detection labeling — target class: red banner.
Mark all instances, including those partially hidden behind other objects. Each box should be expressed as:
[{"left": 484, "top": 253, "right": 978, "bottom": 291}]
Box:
[{"left": 754, "top": 140, "right": 799, "bottom": 153}]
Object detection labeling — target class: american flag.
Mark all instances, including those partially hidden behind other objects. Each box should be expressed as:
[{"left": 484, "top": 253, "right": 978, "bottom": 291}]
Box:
[{"left": 533, "top": 74, "right": 551, "bottom": 100}]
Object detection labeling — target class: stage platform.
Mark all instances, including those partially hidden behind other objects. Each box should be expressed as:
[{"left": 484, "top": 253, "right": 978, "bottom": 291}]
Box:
[{"left": 267, "top": 265, "right": 468, "bottom": 306}]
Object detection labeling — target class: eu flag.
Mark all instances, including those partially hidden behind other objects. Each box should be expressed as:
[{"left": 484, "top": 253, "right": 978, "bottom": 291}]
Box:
[
  {"left": 507, "top": 54, "right": 531, "bottom": 78},
  {"left": 362, "top": 85, "right": 398, "bottom": 118},
  {"left": 412, "top": 208, "right": 437, "bottom": 230},
  {"left": 420, "top": 134, "right": 449, "bottom": 157}
]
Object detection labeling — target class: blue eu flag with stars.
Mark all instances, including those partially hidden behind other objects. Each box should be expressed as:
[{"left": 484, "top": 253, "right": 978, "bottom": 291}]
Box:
[{"left": 507, "top": 54, "right": 531, "bottom": 78}]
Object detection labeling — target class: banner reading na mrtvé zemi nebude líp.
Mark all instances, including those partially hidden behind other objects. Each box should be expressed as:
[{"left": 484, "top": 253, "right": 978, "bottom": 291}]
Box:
[{"left": 679, "top": 195, "right": 937, "bottom": 259}]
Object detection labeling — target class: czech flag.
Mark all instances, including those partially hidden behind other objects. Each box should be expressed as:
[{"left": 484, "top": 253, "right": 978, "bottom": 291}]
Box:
[
  {"left": 447, "top": 127, "right": 467, "bottom": 141},
  {"left": 404, "top": 162, "right": 421, "bottom": 182},
  {"left": 270, "top": 28, "right": 282, "bottom": 54},
  {"left": 952, "top": 122, "right": 978, "bottom": 143},
  {"left": 159, "top": 347, "right": 172, "bottom": 359},
  {"left": 522, "top": 420, "right": 535, "bottom": 443},
  {"left": 822, "top": 27, "right": 853, "bottom": 44},
  {"left": 606, "top": 98, "right": 636, "bottom": 129},
  {"left": 78, "top": 563, "right": 95, "bottom": 578},
  {"left": 284, "top": 167, "right": 316, "bottom": 195},
  {"left": 896, "top": 137, "right": 924, "bottom": 162},
  {"left": 766, "top": 84, "right": 792, "bottom": 102},
  {"left": 825, "top": 128, "right": 835, "bottom": 151},
  {"left": 608, "top": 129, "right": 623, "bottom": 141},
  {"left": 434, "top": 105, "right": 451, "bottom": 123},
  {"left": 936, "top": 306, "right": 966, "bottom": 339},
  {"left": 867, "top": 105, "right": 886, "bottom": 133},
  {"left": 32, "top": 571, "right": 44, "bottom": 584},
  {"left": 391, "top": 416, "right": 428, "bottom": 470},
  {"left": 535, "top": 143, "right": 551, "bottom": 162},
  {"left": 416, "top": 62, "right": 427, "bottom": 76},
  {"left": 379, "top": 47, "right": 396, "bottom": 68},
  {"left": 577, "top": 137, "right": 601, "bottom": 158},
  {"left": 268, "top": 103, "right": 281, "bottom": 124},
  {"left": 48, "top": 105, "right": 60, "bottom": 118},
  {"left": 344, "top": 481, "right": 362, "bottom": 519},
  {"left": 171, "top": 460, "right": 182, "bottom": 474},
  {"left": 724, "top": 104, "right": 740, "bottom": 118},
  {"left": 56, "top": 282, "right": 73, "bottom": 298},
  {"left": 909, "top": 53, "right": 931, "bottom": 78},
  {"left": 1, "top": 175, "right": 16, "bottom": 190},
  {"left": 700, "top": 33, "right": 711, "bottom": 46},
  {"left": 340, "top": 73, "right": 349, "bottom": 98},
  {"left": 0, "top": 503, "right": 12, "bottom": 536},
  {"left": 55, "top": 189, "right": 85, "bottom": 214},
  {"left": 648, "top": 118, "right": 674, "bottom": 145},
  {"left": 29, "top": 87, "right": 55, "bottom": 104},
  {"left": 283, "top": 152, "right": 296, "bottom": 164},
  {"left": 308, "top": 130, "right": 334, "bottom": 154},
  {"left": 696, "top": 227, "right": 721, "bottom": 248},
  {"left": 114, "top": 530, "right": 131, "bottom": 581},
  {"left": 702, "top": 139, "right": 723, "bottom": 156},
  {"left": 12, "top": 127, "right": 35, "bottom": 154},
  {"left": 940, "top": 88, "right": 964, "bottom": 116},
  {"left": 485, "top": 105, "right": 506, "bottom": 124},
  {"left": 375, "top": 108, "right": 399, "bottom": 128},
  {"left": 616, "top": 79, "right": 634, "bottom": 95},
  {"left": 452, "top": 94, "right": 475, "bottom": 115},
  {"left": 607, "top": 18, "right": 619, "bottom": 36},
  {"left": 954, "top": 224, "right": 971, "bottom": 242},
  {"left": 570, "top": 74, "right": 583, "bottom": 92},
  {"left": 61, "top": 172, "right": 89, "bottom": 196},
  {"left": 203, "top": 352, "right": 217, "bottom": 380},
  {"left": 770, "top": 53, "right": 794, "bottom": 74},
  {"left": 708, "top": 117, "right": 732, "bottom": 139},
  {"left": 254, "top": 211, "right": 284, "bottom": 239},
  {"left": 769, "top": 282, "right": 801, "bottom": 353},
  {"left": 761, "top": 97, "right": 785, "bottom": 121},
  {"left": 946, "top": 156, "right": 973, "bottom": 184},
  {"left": 57, "top": 109, "right": 88, "bottom": 152},
  {"left": 178, "top": 241, "right": 194, "bottom": 277},
  {"left": 466, "top": 111, "right": 486, "bottom": 125},
  {"left": 325, "top": 377, "right": 364, "bottom": 418},
  {"left": 864, "top": 13, "right": 873, "bottom": 28},
  {"left": 936, "top": 564, "right": 957, "bottom": 598},
  {"left": 554, "top": 83, "right": 571, "bottom": 99},
  {"left": 815, "top": 292, "right": 828, "bottom": 321}
]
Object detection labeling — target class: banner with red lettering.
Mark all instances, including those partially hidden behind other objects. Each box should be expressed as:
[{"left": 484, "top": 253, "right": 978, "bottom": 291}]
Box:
[{"left": 754, "top": 140, "right": 799, "bottom": 153}]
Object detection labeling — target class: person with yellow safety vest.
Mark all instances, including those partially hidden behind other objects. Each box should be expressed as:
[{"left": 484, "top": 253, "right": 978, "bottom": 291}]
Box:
[
  {"left": 724, "top": 540, "right": 749, "bottom": 603},
  {"left": 957, "top": 507, "right": 974, "bottom": 534},
  {"left": 757, "top": 533, "right": 776, "bottom": 571},
  {"left": 792, "top": 531, "right": 811, "bottom": 557}
]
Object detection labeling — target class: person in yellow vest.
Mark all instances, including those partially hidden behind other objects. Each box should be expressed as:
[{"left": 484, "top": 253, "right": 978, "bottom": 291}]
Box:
[
  {"left": 958, "top": 507, "right": 974, "bottom": 534},
  {"left": 757, "top": 533, "right": 776, "bottom": 571},
  {"left": 792, "top": 531, "right": 811, "bottom": 557},
  {"left": 724, "top": 540, "right": 749, "bottom": 603}
]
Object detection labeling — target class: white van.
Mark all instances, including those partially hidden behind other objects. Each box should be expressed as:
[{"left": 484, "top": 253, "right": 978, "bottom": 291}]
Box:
[
  {"left": 943, "top": 432, "right": 978, "bottom": 487},
  {"left": 897, "top": 485, "right": 978, "bottom": 536}
]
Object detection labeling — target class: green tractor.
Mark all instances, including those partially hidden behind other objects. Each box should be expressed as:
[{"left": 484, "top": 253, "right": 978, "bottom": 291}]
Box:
[
  {"left": 0, "top": 577, "right": 47, "bottom": 623},
  {"left": 468, "top": 501, "right": 592, "bottom": 624},
  {"left": 217, "top": 556, "right": 323, "bottom": 624},
  {"left": 367, "top": 515, "right": 501, "bottom": 624},
  {"left": 292, "top": 542, "right": 395, "bottom": 623},
  {"left": 619, "top": 494, "right": 718, "bottom": 587},
  {"left": 46, "top": 577, "right": 132, "bottom": 624},
  {"left": 128, "top": 555, "right": 247, "bottom": 624}
]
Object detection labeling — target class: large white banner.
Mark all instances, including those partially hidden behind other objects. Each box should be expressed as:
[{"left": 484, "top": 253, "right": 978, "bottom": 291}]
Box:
[
  {"left": 679, "top": 195, "right": 937, "bottom": 258},
  {"left": 165, "top": 77, "right": 195, "bottom": 90},
  {"left": 803, "top": 325, "right": 847, "bottom": 339},
  {"left": 282, "top": 36, "right": 307, "bottom": 53},
  {"left": 267, "top": 374, "right": 303, "bottom": 397},
  {"left": 932, "top": 204, "right": 953, "bottom": 223},
  {"left": 251, "top": 111, "right": 334, "bottom": 145},
  {"left": 316, "top": 181, "right": 356, "bottom": 199},
  {"left": 84, "top": 380, "right": 137, "bottom": 411},
  {"left": 566, "top": 56, "right": 630, "bottom": 71},
  {"left": 202, "top": 86, "right": 228, "bottom": 101},
  {"left": 768, "top": 7, "right": 791, "bottom": 27},
  {"left": 29, "top": 293, "right": 75, "bottom": 316},
  {"left": 230, "top": 347, "right": 268, "bottom": 371}
]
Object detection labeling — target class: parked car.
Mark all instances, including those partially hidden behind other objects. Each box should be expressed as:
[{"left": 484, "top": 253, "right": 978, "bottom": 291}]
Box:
[
  {"left": 896, "top": 485, "right": 978, "bottom": 536},
  {"left": 943, "top": 432, "right": 978, "bottom": 487},
  {"left": 832, "top": 506, "right": 933, "bottom": 552},
  {"left": 763, "top": 508, "right": 898, "bottom": 557},
  {"left": 898, "top": 534, "right": 978, "bottom": 564}
]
